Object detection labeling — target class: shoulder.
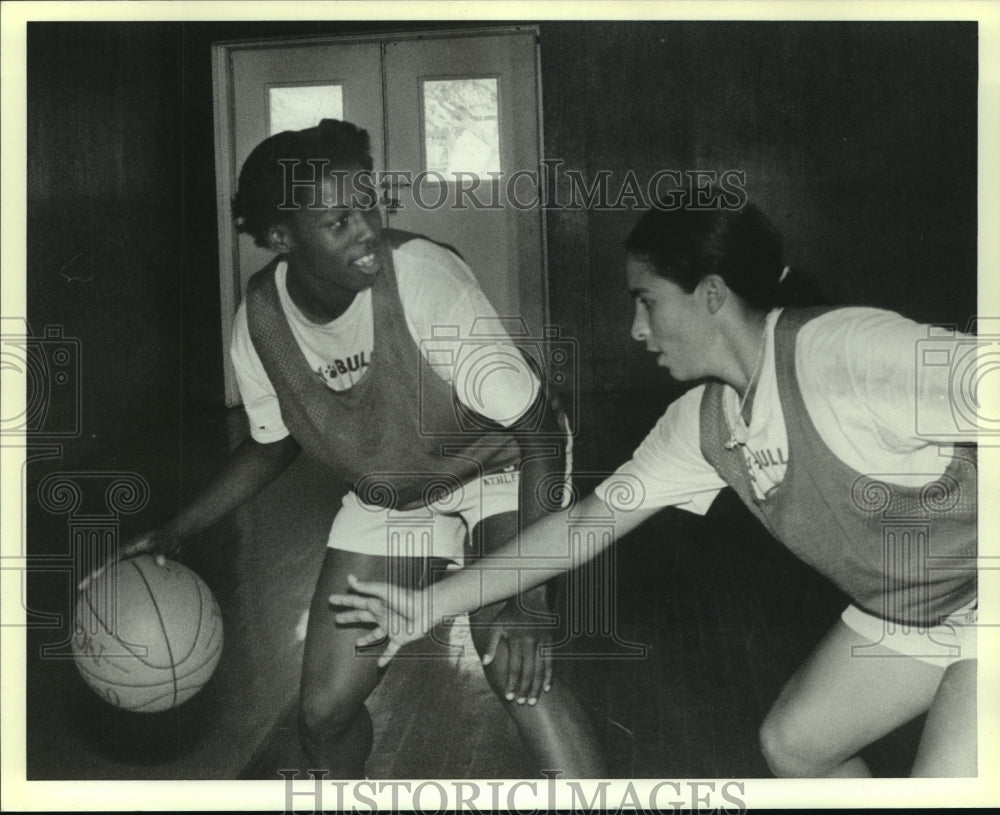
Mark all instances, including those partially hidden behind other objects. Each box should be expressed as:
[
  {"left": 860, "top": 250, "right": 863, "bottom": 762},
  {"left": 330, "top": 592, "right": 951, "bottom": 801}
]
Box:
[
  {"left": 394, "top": 234, "right": 467, "bottom": 266},
  {"left": 791, "top": 306, "right": 939, "bottom": 447},
  {"left": 795, "top": 305, "right": 924, "bottom": 347},
  {"left": 637, "top": 385, "right": 707, "bottom": 453},
  {"left": 393, "top": 237, "right": 483, "bottom": 309},
  {"left": 233, "top": 300, "right": 249, "bottom": 332},
  {"left": 245, "top": 255, "right": 283, "bottom": 297},
  {"left": 394, "top": 237, "right": 474, "bottom": 279},
  {"left": 229, "top": 300, "right": 256, "bottom": 367},
  {"left": 793, "top": 306, "right": 927, "bottom": 372}
]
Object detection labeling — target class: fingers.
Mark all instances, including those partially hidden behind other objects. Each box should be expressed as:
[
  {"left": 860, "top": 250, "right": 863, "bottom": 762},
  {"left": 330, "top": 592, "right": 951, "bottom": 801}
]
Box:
[
  {"left": 332, "top": 609, "right": 378, "bottom": 626},
  {"left": 119, "top": 539, "right": 153, "bottom": 560},
  {"left": 346, "top": 574, "right": 392, "bottom": 602},
  {"left": 80, "top": 534, "right": 167, "bottom": 591},
  {"left": 493, "top": 636, "right": 551, "bottom": 707},
  {"left": 329, "top": 574, "right": 424, "bottom": 670},
  {"left": 527, "top": 648, "right": 547, "bottom": 705},
  {"left": 504, "top": 638, "right": 525, "bottom": 703},
  {"left": 354, "top": 626, "right": 387, "bottom": 647},
  {"left": 77, "top": 542, "right": 144, "bottom": 591},
  {"left": 78, "top": 567, "right": 104, "bottom": 592},
  {"left": 515, "top": 638, "right": 537, "bottom": 705},
  {"left": 377, "top": 639, "right": 401, "bottom": 669},
  {"left": 329, "top": 579, "right": 399, "bottom": 665},
  {"left": 328, "top": 593, "right": 372, "bottom": 611},
  {"left": 481, "top": 628, "right": 504, "bottom": 667}
]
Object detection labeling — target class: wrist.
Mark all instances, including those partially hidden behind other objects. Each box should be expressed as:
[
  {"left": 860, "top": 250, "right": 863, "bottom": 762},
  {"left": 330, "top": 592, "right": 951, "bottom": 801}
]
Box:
[
  {"left": 424, "top": 583, "right": 462, "bottom": 627},
  {"left": 160, "top": 517, "right": 188, "bottom": 547}
]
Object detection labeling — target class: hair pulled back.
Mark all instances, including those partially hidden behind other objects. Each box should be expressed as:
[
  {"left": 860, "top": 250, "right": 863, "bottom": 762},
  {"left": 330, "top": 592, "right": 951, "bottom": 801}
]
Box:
[
  {"left": 233, "top": 119, "right": 374, "bottom": 248},
  {"left": 626, "top": 203, "right": 796, "bottom": 310}
]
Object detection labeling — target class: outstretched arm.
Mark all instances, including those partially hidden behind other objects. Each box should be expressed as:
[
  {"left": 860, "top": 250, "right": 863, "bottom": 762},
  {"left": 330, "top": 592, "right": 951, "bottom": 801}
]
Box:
[
  {"left": 157, "top": 434, "right": 301, "bottom": 542},
  {"left": 331, "top": 490, "right": 657, "bottom": 666}
]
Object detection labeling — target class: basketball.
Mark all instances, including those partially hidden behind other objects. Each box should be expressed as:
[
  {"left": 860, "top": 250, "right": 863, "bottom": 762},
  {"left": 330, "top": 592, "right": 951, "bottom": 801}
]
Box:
[{"left": 72, "top": 555, "right": 224, "bottom": 713}]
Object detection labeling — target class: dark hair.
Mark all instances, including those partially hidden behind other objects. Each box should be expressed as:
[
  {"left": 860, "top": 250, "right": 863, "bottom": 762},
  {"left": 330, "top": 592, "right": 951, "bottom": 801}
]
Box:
[
  {"left": 233, "top": 119, "right": 374, "bottom": 248},
  {"left": 626, "top": 202, "right": 820, "bottom": 310}
]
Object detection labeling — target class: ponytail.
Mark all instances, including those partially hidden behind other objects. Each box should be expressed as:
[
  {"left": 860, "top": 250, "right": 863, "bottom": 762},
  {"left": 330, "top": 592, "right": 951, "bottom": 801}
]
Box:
[{"left": 626, "top": 201, "right": 831, "bottom": 310}]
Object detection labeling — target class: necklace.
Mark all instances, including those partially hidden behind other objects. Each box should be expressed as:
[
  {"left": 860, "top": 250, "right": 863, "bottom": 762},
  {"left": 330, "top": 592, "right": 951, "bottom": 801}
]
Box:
[{"left": 724, "top": 321, "right": 768, "bottom": 451}]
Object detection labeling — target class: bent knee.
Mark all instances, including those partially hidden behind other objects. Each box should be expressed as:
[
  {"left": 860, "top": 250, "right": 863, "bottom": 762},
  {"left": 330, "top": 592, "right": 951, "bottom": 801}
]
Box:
[
  {"left": 759, "top": 707, "right": 837, "bottom": 778},
  {"left": 941, "top": 657, "right": 976, "bottom": 693},
  {"left": 299, "top": 687, "right": 365, "bottom": 734}
]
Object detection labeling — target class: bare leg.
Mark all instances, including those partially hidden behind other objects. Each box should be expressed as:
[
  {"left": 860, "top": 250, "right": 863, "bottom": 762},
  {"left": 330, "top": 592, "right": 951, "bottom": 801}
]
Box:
[
  {"left": 464, "top": 512, "right": 607, "bottom": 777},
  {"left": 299, "top": 548, "right": 397, "bottom": 778},
  {"left": 911, "top": 658, "right": 976, "bottom": 777},
  {"left": 759, "top": 619, "right": 945, "bottom": 777}
]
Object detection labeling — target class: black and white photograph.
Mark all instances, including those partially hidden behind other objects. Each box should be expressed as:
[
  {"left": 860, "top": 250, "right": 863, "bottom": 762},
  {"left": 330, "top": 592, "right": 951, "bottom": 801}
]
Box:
[{"left": 2, "top": 1, "right": 998, "bottom": 811}]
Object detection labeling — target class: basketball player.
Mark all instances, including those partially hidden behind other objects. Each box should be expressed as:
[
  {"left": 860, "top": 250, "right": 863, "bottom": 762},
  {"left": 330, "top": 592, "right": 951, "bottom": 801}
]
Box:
[
  {"left": 333, "top": 202, "right": 979, "bottom": 778},
  {"left": 87, "top": 119, "right": 604, "bottom": 778}
]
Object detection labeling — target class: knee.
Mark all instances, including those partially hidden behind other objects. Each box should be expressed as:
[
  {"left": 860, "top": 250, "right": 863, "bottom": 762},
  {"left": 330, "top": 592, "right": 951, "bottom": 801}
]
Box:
[
  {"left": 297, "top": 684, "right": 374, "bottom": 777},
  {"left": 298, "top": 684, "right": 364, "bottom": 736},
  {"left": 759, "top": 705, "right": 828, "bottom": 778},
  {"left": 942, "top": 657, "right": 976, "bottom": 692}
]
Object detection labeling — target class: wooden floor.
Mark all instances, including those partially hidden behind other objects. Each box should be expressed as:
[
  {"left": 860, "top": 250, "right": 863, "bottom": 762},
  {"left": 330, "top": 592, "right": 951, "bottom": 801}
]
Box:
[{"left": 25, "top": 402, "right": 924, "bottom": 781}]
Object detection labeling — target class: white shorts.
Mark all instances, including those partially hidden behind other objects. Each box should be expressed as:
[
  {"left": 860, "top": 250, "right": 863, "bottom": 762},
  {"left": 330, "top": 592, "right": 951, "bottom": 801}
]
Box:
[
  {"left": 841, "top": 600, "right": 977, "bottom": 667},
  {"left": 327, "top": 467, "right": 522, "bottom": 562}
]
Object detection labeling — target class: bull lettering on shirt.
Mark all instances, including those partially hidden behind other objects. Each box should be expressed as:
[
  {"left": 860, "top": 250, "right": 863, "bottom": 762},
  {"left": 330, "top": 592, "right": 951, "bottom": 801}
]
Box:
[
  {"left": 743, "top": 445, "right": 788, "bottom": 500},
  {"left": 315, "top": 351, "right": 369, "bottom": 383}
]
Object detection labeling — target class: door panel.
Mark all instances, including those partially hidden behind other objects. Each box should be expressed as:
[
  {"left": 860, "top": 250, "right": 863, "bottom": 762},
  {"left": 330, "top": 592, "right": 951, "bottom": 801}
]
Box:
[{"left": 383, "top": 32, "right": 544, "bottom": 335}]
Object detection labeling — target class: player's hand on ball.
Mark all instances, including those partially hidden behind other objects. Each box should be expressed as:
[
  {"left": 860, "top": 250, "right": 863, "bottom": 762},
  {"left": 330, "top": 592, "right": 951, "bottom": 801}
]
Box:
[
  {"left": 78, "top": 523, "right": 181, "bottom": 590},
  {"left": 123, "top": 524, "right": 182, "bottom": 561},
  {"left": 329, "top": 575, "right": 433, "bottom": 667}
]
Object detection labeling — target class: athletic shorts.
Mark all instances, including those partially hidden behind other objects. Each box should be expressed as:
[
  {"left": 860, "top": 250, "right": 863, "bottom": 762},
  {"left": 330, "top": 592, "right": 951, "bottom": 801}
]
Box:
[
  {"left": 327, "top": 467, "right": 523, "bottom": 562},
  {"left": 840, "top": 599, "right": 977, "bottom": 667}
]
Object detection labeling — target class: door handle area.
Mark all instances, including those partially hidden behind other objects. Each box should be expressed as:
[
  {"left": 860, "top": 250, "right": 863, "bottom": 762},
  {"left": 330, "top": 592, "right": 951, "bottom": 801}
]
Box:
[{"left": 381, "top": 176, "right": 409, "bottom": 215}]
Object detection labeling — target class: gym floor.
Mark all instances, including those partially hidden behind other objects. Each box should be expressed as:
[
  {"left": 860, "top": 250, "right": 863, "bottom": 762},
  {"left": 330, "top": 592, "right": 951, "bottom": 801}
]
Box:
[{"left": 24, "top": 399, "right": 924, "bottom": 781}]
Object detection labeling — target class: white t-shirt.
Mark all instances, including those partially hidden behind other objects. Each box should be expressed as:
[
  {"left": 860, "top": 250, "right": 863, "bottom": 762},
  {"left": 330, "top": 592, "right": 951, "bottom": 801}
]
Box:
[
  {"left": 596, "top": 307, "right": 975, "bottom": 514},
  {"left": 231, "top": 239, "right": 540, "bottom": 443}
]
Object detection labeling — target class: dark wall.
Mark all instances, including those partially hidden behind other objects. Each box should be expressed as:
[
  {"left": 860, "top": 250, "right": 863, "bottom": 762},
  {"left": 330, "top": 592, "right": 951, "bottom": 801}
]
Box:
[
  {"left": 26, "top": 21, "right": 977, "bottom": 470},
  {"left": 542, "top": 21, "right": 977, "bottom": 378},
  {"left": 28, "top": 24, "right": 186, "bottom": 466},
  {"left": 539, "top": 21, "right": 977, "bottom": 464}
]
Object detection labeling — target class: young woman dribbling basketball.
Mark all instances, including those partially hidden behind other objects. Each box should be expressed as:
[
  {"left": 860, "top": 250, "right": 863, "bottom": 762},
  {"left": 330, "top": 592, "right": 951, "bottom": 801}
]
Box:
[
  {"left": 85, "top": 119, "right": 604, "bottom": 778},
  {"left": 333, "top": 201, "right": 978, "bottom": 777}
]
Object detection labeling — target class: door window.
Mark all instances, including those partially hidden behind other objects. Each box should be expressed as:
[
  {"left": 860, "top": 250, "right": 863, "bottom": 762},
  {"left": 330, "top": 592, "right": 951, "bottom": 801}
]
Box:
[
  {"left": 268, "top": 83, "right": 344, "bottom": 134},
  {"left": 422, "top": 77, "right": 500, "bottom": 178}
]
